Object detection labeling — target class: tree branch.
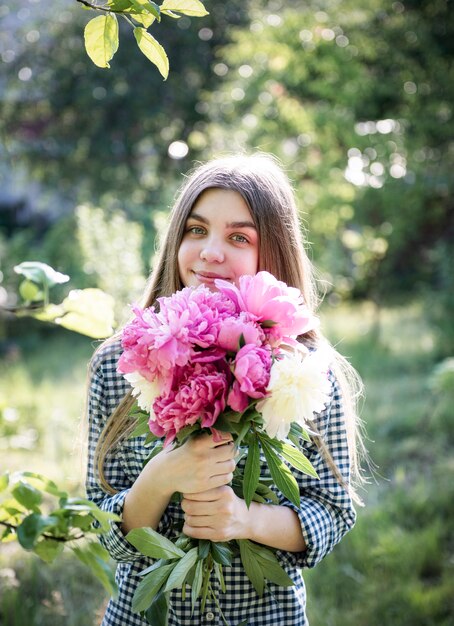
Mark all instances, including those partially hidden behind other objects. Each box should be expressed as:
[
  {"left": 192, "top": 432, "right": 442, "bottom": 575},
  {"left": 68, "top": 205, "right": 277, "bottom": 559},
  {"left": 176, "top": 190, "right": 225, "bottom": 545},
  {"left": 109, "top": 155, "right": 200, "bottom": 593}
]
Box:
[
  {"left": 0, "top": 520, "right": 84, "bottom": 543},
  {"left": 75, "top": 0, "right": 120, "bottom": 15}
]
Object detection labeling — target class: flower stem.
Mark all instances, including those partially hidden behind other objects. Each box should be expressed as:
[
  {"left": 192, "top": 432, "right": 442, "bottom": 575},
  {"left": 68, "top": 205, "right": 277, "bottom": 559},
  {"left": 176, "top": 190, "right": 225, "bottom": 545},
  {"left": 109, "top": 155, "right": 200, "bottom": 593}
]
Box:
[{"left": 208, "top": 582, "right": 229, "bottom": 626}]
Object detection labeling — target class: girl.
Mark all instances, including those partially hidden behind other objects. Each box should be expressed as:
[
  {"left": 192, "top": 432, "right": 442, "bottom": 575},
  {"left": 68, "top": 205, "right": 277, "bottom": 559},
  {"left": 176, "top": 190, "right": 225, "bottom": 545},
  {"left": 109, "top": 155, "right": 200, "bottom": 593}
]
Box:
[{"left": 86, "top": 153, "right": 365, "bottom": 625}]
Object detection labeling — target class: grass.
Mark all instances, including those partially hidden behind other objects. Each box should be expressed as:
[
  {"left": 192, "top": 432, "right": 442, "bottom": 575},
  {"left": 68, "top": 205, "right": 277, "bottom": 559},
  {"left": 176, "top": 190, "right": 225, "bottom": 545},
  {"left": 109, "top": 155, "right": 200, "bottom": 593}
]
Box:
[
  {"left": 305, "top": 301, "right": 454, "bottom": 626},
  {"left": 0, "top": 323, "right": 108, "bottom": 625},
  {"left": 1, "top": 302, "right": 452, "bottom": 625}
]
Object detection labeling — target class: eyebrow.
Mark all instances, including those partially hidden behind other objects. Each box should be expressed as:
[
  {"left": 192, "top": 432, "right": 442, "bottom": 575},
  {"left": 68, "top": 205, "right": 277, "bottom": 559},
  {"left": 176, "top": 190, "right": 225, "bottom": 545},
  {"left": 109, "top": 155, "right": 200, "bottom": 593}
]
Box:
[{"left": 188, "top": 212, "right": 257, "bottom": 230}]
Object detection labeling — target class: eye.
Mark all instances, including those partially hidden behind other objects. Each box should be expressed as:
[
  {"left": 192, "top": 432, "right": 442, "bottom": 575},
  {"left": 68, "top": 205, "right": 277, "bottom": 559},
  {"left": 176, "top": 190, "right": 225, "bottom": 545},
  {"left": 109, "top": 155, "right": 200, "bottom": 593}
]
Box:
[
  {"left": 186, "top": 225, "right": 206, "bottom": 235},
  {"left": 231, "top": 233, "right": 249, "bottom": 243}
]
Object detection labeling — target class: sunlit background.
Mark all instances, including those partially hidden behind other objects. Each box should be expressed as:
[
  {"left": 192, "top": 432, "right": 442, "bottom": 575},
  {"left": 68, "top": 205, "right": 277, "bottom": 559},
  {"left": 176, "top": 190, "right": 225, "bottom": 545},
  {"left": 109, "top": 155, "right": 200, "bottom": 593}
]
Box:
[{"left": 1, "top": 0, "right": 453, "bottom": 624}]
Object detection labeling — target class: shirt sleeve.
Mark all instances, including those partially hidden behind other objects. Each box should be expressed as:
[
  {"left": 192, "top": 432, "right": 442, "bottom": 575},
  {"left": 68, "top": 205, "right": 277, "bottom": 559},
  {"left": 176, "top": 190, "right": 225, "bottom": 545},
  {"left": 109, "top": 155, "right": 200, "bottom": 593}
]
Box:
[
  {"left": 276, "top": 370, "right": 357, "bottom": 570},
  {"left": 85, "top": 345, "right": 171, "bottom": 563}
]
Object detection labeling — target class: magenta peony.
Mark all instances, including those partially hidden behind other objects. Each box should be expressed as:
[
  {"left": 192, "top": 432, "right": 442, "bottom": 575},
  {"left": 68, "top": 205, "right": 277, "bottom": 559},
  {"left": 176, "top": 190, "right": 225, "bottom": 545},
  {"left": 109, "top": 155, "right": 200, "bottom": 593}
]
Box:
[
  {"left": 228, "top": 345, "right": 272, "bottom": 412},
  {"left": 150, "top": 361, "right": 229, "bottom": 445}
]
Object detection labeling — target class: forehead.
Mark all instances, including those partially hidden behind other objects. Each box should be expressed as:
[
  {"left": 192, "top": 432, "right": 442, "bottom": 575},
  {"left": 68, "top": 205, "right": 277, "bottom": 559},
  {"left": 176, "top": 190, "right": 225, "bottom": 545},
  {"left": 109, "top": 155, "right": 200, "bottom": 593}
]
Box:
[{"left": 189, "top": 188, "right": 254, "bottom": 223}]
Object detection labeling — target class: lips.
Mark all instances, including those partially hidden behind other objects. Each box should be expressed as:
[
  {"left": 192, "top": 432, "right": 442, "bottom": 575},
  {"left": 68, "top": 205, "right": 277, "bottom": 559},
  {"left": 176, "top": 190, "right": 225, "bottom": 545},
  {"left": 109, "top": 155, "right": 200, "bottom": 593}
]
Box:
[
  {"left": 192, "top": 270, "right": 233, "bottom": 286},
  {"left": 193, "top": 271, "right": 230, "bottom": 280}
]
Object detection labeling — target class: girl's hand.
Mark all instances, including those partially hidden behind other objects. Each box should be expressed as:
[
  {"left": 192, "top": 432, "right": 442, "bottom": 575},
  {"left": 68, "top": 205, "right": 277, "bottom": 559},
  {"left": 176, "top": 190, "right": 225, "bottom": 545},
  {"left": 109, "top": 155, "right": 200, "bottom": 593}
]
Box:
[
  {"left": 153, "top": 433, "right": 236, "bottom": 497},
  {"left": 181, "top": 486, "right": 250, "bottom": 543}
]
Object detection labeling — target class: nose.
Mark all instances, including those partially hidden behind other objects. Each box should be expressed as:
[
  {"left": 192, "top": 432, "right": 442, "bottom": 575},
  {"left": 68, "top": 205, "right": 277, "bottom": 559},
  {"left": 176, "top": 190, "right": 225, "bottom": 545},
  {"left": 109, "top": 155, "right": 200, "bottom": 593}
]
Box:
[{"left": 200, "top": 241, "right": 225, "bottom": 263}]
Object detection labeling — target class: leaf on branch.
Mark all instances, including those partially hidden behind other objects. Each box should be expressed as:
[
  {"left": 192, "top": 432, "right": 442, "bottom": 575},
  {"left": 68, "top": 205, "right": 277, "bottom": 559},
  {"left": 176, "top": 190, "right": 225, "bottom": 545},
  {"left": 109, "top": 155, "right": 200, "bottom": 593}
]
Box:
[
  {"left": 238, "top": 539, "right": 265, "bottom": 596},
  {"left": 33, "top": 537, "right": 65, "bottom": 563},
  {"left": 14, "top": 262, "right": 69, "bottom": 289},
  {"left": 243, "top": 436, "right": 260, "bottom": 507},
  {"left": 0, "top": 473, "right": 9, "bottom": 493},
  {"left": 129, "top": 0, "right": 159, "bottom": 27},
  {"left": 191, "top": 559, "right": 203, "bottom": 611},
  {"left": 265, "top": 438, "right": 319, "bottom": 479},
  {"left": 20, "top": 472, "right": 67, "bottom": 498},
  {"left": 144, "top": 590, "right": 169, "bottom": 626},
  {"left": 11, "top": 481, "right": 43, "bottom": 513},
  {"left": 126, "top": 527, "right": 185, "bottom": 560},
  {"left": 132, "top": 563, "right": 174, "bottom": 613},
  {"left": 164, "top": 547, "right": 198, "bottom": 591},
  {"left": 210, "top": 542, "right": 233, "bottom": 566},
  {"left": 134, "top": 28, "right": 169, "bottom": 79},
  {"left": 160, "top": 0, "right": 209, "bottom": 18},
  {"left": 84, "top": 14, "right": 119, "bottom": 69},
  {"left": 73, "top": 542, "right": 118, "bottom": 597},
  {"left": 260, "top": 439, "right": 301, "bottom": 507},
  {"left": 249, "top": 543, "right": 294, "bottom": 587},
  {"left": 16, "top": 513, "right": 58, "bottom": 550}
]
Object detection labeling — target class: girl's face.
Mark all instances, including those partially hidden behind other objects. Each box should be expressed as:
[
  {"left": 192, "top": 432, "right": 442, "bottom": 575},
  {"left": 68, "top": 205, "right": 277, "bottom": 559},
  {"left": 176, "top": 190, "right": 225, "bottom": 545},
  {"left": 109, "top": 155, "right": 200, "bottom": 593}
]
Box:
[{"left": 178, "top": 188, "right": 259, "bottom": 290}]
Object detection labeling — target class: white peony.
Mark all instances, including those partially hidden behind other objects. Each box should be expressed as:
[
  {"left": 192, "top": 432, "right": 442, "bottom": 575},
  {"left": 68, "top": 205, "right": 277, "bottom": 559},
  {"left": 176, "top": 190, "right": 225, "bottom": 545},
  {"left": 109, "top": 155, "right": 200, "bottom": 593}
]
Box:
[
  {"left": 257, "top": 348, "right": 332, "bottom": 440},
  {"left": 124, "top": 372, "right": 161, "bottom": 416}
]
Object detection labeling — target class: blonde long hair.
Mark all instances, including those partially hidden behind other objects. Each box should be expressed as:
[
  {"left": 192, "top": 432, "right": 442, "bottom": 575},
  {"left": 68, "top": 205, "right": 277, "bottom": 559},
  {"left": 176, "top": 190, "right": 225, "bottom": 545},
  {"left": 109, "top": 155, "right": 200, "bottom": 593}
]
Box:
[{"left": 93, "top": 154, "right": 367, "bottom": 502}]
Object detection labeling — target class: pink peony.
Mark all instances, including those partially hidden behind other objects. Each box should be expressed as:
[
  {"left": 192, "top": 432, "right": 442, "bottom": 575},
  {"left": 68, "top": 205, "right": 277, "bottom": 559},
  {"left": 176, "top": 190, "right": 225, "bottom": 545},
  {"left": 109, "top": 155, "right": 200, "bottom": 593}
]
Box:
[
  {"left": 217, "top": 313, "right": 265, "bottom": 352},
  {"left": 117, "top": 286, "right": 235, "bottom": 391},
  {"left": 156, "top": 286, "right": 236, "bottom": 349},
  {"left": 117, "top": 305, "right": 188, "bottom": 388},
  {"left": 216, "top": 271, "right": 319, "bottom": 342},
  {"left": 150, "top": 361, "right": 229, "bottom": 446},
  {"left": 228, "top": 344, "right": 272, "bottom": 412}
]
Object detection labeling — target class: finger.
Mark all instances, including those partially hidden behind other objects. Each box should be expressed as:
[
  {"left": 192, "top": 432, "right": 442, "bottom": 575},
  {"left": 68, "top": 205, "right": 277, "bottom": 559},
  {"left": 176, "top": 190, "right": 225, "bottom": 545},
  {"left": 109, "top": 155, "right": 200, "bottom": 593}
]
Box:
[
  {"left": 183, "top": 486, "right": 226, "bottom": 502},
  {"left": 184, "top": 513, "right": 218, "bottom": 527},
  {"left": 213, "top": 444, "right": 236, "bottom": 463},
  {"left": 212, "top": 431, "right": 233, "bottom": 446}
]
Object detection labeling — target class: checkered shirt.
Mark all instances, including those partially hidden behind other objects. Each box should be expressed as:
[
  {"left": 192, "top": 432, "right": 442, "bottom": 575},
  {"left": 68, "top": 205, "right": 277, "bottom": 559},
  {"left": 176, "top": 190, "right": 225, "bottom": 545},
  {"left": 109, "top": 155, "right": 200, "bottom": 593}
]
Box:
[{"left": 86, "top": 341, "right": 356, "bottom": 626}]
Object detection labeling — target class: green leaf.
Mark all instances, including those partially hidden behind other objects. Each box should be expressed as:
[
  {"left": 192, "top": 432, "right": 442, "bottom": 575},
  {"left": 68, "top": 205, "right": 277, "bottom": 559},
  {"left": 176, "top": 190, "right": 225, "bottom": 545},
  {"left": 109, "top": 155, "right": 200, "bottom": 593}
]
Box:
[
  {"left": 164, "top": 547, "right": 198, "bottom": 591},
  {"left": 191, "top": 559, "right": 203, "bottom": 611},
  {"left": 160, "top": 0, "right": 209, "bottom": 17},
  {"left": 126, "top": 527, "right": 185, "bottom": 560},
  {"left": 260, "top": 439, "right": 301, "bottom": 507},
  {"left": 130, "top": 418, "right": 150, "bottom": 438},
  {"left": 197, "top": 539, "right": 210, "bottom": 559},
  {"left": 84, "top": 14, "right": 119, "bottom": 69},
  {"left": 33, "top": 538, "right": 65, "bottom": 563},
  {"left": 129, "top": 0, "right": 158, "bottom": 27},
  {"left": 132, "top": 563, "right": 174, "bottom": 613},
  {"left": 213, "top": 561, "right": 226, "bottom": 592},
  {"left": 53, "top": 288, "right": 116, "bottom": 338},
  {"left": 16, "top": 513, "right": 58, "bottom": 550},
  {"left": 210, "top": 542, "right": 233, "bottom": 566},
  {"left": 144, "top": 590, "right": 169, "bottom": 626},
  {"left": 14, "top": 262, "right": 70, "bottom": 288},
  {"left": 175, "top": 423, "right": 200, "bottom": 444},
  {"left": 243, "top": 437, "right": 261, "bottom": 507},
  {"left": 73, "top": 543, "right": 118, "bottom": 597},
  {"left": 289, "top": 422, "right": 311, "bottom": 443},
  {"left": 235, "top": 418, "right": 253, "bottom": 448},
  {"left": 0, "top": 473, "right": 9, "bottom": 493},
  {"left": 11, "top": 481, "right": 42, "bottom": 512},
  {"left": 254, "top": 482, "right": 279, "bottom": 505},
  {"left": 251, "top": 544, "right": 294, "bottom": 587},
  {"left": 134, "top": 28, "right": 169, "bottom": 79},
  {"left": 20, "top": 472, "right": 67, "bottom": 498},
  {"left": 19, "top": 280, "right": 43, "bottom": 302},
  {"left": 267, "top": 439, "right": 319, "bottom": 479},
  {"left": 212, "top": 414, "right": 242, "bottom": 434},
  {"left": 238, "top": 539, "right": 265, "bottom": 596}
]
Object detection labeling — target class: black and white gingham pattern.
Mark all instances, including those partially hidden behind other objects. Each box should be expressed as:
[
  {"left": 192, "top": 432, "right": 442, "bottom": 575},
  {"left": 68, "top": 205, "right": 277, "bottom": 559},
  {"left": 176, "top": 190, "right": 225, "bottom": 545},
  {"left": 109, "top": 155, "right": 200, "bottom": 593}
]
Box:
[{"left": 86, "top": 341, "right": 356, "bottom": 625}]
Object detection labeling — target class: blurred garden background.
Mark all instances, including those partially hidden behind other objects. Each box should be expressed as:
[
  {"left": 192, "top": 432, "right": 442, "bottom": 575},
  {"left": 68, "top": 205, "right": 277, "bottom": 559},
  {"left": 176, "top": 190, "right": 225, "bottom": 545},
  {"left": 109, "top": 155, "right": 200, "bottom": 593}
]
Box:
[{"left": 0, "top": 0, "right": 453, "bottom": 624}]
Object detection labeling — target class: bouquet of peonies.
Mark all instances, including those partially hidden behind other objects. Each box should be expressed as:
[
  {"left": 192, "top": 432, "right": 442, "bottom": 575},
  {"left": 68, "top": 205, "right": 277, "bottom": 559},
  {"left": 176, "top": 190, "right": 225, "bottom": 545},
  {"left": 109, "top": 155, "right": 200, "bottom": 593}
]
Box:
[{"left": 117, "top": 271, "right": 332, "bottom": 624}]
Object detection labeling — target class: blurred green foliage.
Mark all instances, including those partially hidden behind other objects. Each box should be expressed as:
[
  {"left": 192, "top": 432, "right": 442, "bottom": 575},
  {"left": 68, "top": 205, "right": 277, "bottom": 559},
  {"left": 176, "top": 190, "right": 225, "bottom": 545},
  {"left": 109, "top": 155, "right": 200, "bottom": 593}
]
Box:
[{"left": 1, "top": 0, "right": 452, "bottom": 349}]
